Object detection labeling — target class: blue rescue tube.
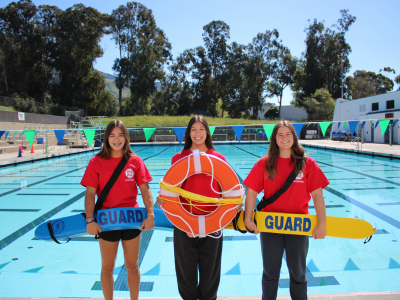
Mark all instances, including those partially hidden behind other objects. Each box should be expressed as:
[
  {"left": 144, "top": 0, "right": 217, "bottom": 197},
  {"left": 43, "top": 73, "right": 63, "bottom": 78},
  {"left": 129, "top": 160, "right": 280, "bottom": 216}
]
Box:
[{"left": 34, "top": 207, "right": 173, "bottom": 241}]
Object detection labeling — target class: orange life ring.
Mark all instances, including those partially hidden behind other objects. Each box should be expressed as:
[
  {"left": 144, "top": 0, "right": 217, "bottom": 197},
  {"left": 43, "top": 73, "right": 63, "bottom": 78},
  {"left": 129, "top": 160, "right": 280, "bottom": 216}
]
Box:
[{"left": 159, "top": 150, "right": 244, "bottom": 237}]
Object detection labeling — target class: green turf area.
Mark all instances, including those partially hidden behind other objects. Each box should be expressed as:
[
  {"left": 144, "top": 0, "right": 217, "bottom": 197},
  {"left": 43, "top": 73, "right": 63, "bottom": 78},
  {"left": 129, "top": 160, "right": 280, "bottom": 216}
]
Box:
[
  {"left": 0, "top": 106, "right": 15, "bottom": 112},
  {"left": 102, "top": 115, "right": 279, "bottom": 127}
]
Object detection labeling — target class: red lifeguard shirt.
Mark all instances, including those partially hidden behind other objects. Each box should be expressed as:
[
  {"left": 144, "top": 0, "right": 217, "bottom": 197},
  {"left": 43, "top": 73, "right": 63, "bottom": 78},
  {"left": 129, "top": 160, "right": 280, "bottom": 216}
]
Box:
[
  {"left": 243, "top": 156, "right": 329, "bottom": 214},
  {"left": 171, "top": 149, "right": 227, "bottom": 215},
  {"left": 80, "top": 155, "right": 152, "bottom": 210}
]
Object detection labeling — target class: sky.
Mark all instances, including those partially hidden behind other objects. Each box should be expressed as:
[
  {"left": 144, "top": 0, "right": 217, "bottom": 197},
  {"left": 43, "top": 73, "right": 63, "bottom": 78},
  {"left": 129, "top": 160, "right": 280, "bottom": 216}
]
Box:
[{"left": 2, "top": 0, "right": 399, "bottom": 105}]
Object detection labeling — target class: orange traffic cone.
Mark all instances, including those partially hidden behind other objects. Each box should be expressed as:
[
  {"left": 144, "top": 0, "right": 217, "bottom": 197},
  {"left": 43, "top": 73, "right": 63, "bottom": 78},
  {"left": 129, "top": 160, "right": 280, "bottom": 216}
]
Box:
[
  {"left": 31, "top": 145, "right": 34, "bottom": 153},
  {"left": 20, "top": 145, "right": 23, "bottom": 153}
]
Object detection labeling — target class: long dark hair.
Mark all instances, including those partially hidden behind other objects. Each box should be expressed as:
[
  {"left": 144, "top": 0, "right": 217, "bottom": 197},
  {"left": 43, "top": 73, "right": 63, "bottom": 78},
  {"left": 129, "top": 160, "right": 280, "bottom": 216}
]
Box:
[
  {"left": 183, "top": 115, "right": 215, "bottom": 150},
  {"left": 266, "top": 120, "right": 306, "bottom": 180},
  {"left": 97, "top": 120, "right": 134, "bottom": 159}
]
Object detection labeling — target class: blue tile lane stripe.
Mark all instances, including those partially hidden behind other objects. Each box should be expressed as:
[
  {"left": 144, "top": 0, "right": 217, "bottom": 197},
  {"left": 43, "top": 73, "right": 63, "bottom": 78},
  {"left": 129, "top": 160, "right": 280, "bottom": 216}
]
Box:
[
  {"left": 109, "top": 146, "right": 173, "bottom": 291},
  {"left": 0, "top": 209, "right": 40, "bottom": 212},
  {"left": 376, "top": 202, "right": 400, "bottom": 206},
  {"left": 315, "top": 160, "right": 400, "bottom": 187},
  {"left": 325, "top": 187, "right": 400, "bottom": 230},
  {"left": 0, "top": 167, "right": 86, "bottom": 198},
  {"left": 0, "top": 191, "right": 86, "bottom": 250}
]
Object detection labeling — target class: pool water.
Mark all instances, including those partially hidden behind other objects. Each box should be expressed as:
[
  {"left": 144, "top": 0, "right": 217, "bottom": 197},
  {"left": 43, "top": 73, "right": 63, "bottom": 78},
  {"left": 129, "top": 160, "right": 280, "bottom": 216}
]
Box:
[{"left": 0, "top": 143, "right": 399, "bottom": 297}]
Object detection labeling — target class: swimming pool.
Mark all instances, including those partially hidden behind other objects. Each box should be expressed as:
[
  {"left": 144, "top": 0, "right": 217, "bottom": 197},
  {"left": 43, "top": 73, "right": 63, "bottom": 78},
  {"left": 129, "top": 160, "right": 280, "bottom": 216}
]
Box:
[{"left": 0, "top": 143, "right": 399, "bottom": 297}]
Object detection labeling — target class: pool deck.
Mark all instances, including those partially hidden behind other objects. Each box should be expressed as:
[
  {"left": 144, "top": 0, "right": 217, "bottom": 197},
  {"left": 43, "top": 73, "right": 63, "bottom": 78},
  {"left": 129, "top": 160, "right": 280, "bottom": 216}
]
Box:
[
  {"left": 1, "top": 291, "right": 400, "bottom": 300},
  {"left": 0, "top": 140, "right": 399, "bottom": 299}
]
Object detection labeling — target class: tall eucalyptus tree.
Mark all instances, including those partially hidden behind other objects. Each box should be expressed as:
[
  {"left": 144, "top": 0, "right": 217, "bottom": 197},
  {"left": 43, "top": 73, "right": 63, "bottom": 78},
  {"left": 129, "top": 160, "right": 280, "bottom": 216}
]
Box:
[
  {"left": 245, "top": 29, "right": 280, "bottom": 119},
  {"left": 266, "top": 45, "right": 298, "bottom": 119},
  {"left": 111, "top": 2, "right": 171, "bottom": 115},
  {"left": 202, "top": 20, "right": 230, "bottom": 116}
]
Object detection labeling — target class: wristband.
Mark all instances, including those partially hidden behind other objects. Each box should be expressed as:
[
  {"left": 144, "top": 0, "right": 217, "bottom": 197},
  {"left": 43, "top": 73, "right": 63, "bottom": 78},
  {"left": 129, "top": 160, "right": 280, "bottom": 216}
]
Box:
[
  {"left": 147, "top": 213, "right": 155, "bottom": 217},
  {"left": 244, "top": 221, "right": 252, "bottom": 224},
  {"left": 86, "top": 216, "right": 95, "bottom": 224}
]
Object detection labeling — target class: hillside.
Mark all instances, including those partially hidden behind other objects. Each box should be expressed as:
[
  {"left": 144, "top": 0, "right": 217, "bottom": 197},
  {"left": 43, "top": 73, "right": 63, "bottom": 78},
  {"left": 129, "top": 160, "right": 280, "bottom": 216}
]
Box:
[
  {"left": 99, "top": 71, "right": 131, "bottom": 100},
  {"left": 100, "top": 71, "right": 161, "bottom": 100}
]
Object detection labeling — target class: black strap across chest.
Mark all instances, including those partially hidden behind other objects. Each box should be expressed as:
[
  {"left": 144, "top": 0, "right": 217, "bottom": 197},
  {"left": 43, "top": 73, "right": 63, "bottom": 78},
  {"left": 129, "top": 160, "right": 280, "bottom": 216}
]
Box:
[
  {"left": 47, "top": 155, "right": 129, "bottom": 244},
  {"left": 256, "top": 157, "right": 307, "bottom": 212}
]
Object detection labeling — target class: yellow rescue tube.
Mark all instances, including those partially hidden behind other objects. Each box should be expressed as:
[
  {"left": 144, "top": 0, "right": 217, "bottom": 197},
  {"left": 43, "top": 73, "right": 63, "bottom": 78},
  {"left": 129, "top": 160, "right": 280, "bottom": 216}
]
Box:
[{"left": 226, "top": 211, "right": 377, "bottom": 239}]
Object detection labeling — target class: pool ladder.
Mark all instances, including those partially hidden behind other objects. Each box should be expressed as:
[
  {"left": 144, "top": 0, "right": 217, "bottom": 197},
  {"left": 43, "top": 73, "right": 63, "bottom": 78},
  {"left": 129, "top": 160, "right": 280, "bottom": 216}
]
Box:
[{"left": 350, "top": 137, "right": 362, "bottom": 150}]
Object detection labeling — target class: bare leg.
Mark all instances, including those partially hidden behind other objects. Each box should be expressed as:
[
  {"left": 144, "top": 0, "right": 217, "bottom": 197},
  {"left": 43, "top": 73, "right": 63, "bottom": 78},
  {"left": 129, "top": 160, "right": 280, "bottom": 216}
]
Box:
[
  {"left": 122, "top": 235, "right": 141, "bottom": 300},
  {"left": 99, "top": 239, "right": 119, "bottom": 300}
]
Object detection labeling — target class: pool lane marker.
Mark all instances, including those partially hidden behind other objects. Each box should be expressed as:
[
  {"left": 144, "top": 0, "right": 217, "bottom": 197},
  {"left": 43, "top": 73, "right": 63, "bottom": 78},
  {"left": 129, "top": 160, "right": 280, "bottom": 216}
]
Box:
[
  {"left": 0, "top": 167, "right": 86, "bottom": 198},
  {"left": 0, "top": 191, "right": 86, "bottom": 251}
]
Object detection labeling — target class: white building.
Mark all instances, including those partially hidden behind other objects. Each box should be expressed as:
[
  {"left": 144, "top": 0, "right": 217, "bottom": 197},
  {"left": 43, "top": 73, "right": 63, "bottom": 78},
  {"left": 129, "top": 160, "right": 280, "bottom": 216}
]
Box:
[
  {"left": 252, "top": 103, "right": 307, "bottom": 121},
  {"left": 332, "top": 90, "right": 400, "bottom": 144}
]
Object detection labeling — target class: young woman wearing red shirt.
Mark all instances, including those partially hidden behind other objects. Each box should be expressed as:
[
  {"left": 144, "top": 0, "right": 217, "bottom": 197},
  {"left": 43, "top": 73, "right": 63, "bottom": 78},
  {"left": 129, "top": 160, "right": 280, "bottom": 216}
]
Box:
[
  {"left": 81, "top": 120, "right": 155, "bottom": 300},
  {"left": 158, "top": 115, "right": 237, "bottom": 300},
  {"left": 243, "top": 120, "right": 329, "bottom": 300}
]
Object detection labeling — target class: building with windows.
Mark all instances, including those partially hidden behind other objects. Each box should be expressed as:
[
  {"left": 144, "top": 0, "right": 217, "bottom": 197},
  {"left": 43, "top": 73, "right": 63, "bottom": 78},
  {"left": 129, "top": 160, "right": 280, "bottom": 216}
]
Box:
[
  {"left": 252, "top": 103, "right": 307, "bottom": 121},
  {"left": 332, "top": 90, "right": 400, "bottom": 144}
]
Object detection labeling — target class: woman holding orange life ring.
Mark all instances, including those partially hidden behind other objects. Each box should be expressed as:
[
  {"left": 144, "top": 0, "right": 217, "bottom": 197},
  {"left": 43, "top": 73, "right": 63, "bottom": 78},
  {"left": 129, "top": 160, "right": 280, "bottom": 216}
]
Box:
[{"left": 157, "top": 115, "right": 242, "bottom": 300}]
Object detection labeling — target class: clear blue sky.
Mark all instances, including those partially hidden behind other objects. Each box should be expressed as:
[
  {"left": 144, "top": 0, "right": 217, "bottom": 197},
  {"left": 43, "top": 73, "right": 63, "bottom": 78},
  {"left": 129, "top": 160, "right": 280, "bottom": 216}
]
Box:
[{"left": 3, "top": 0, "right": 399, "bottom": 105}]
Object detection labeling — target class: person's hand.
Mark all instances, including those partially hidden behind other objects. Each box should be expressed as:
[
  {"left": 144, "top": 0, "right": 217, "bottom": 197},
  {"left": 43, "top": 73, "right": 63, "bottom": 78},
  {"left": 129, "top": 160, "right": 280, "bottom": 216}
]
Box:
[
  {"left": 236, "top": 203, "right": 244, "bottom": 213},
  {"left": 245, "top": 221, "right": 258, "bottom": 235},
  {"left": 156, "top": 196, "right": 164, "bottom": 206},
  {"left": 86, "top": 222, "right": 101, "bottom": 235},
  {"left": 186, "top": 232, "right": 196, "bottom": 238},
  {"left": 312, "top": 224, "right": 326, "bottom": 239},
  {"left": 140, "top": 215, "right": 155, "bottom": 231}
]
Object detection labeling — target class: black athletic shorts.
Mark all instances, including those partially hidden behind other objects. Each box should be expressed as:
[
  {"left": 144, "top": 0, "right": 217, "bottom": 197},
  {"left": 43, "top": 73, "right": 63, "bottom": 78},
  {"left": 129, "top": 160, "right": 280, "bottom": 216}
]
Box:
[{"left": 98, "top": 229, "right": 141, "bottom": 242}]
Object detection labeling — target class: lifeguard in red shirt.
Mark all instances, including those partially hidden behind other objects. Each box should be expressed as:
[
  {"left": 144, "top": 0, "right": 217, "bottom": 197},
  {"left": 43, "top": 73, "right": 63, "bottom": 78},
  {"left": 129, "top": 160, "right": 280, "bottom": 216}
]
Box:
[
  {"left": 81, "top": 120, "right": 154, "bottom": 300},
  {"left": 158, "top": 115, "right": 242, "bottom": 300},
  {"left": 243, "top": 120, "right": 329, "bottom": 300}
]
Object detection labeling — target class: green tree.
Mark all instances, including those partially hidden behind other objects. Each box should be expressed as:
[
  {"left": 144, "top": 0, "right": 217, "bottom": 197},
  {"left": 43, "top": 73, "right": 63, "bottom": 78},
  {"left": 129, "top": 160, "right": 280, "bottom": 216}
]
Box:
[
  {"left": 50, "top": 4, "right": 111, "bottom": 113},
  {"left": 150, "top": 53, "right": 190, "bottom": 116},
  {"left": 395, "top": 74, "right": 400, "bottom": 90},
  {"left": 345, "top": 70, "right": 394, "bottom": 99},
  {"left": 202, "top": 20, "right": 230, "bottom": 116},
  {"left": 244, "top": 29, "right": 280, "bottom": 119},
  {"left": 224, "top": 42, "right": 248, "bottom": 118},
  {"left": 266, "top": 44, "right": 298, "bottom": 118},
  {"left": 111, "top": 2, "right": 171, "bottom": 116},
  {"left": 292, "top": 10, "right": 356, "bottom": 108},
  {"left": 111, "top": 5, "right": 129, "bottom": 110},
  {"left": 264, "top": 105, "right": 279, "bottom": 119},
  {"left": 0, "top": 0, "right": 38, "bottom": 97},
  {"left": 302, "top": 88, "right": 335, "bottom": 121}
]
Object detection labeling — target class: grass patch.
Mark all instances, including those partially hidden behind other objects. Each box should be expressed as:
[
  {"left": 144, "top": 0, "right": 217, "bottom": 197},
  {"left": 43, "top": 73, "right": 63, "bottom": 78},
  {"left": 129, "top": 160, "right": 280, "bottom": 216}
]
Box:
[
  {"left": 102, "top": 115, "right": 280, "bottom": 127},
  {"left": 0, "top": 106, "right": 15, "bottom": 112}
]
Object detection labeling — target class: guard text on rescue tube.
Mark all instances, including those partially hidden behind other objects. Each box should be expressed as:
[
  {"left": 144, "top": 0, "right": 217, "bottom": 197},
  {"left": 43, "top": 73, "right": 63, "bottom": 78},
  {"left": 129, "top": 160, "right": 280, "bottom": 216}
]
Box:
[{"left": 265, "top": 215, "right": 311, "bottom": 232}]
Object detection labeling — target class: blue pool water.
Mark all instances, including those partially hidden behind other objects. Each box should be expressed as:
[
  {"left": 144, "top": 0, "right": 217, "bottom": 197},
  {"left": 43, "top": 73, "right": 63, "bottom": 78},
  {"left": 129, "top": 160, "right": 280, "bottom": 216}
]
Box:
[{"left": 0, "top": 143, "right": 400, "bottom": 297}]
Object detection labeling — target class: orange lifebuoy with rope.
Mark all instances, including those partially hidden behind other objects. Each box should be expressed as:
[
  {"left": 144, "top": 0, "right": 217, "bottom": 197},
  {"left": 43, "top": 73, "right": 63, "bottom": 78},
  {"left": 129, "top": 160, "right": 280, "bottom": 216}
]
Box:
[{"left": 158, "top": 149, "right": 244, "bottom": 237}]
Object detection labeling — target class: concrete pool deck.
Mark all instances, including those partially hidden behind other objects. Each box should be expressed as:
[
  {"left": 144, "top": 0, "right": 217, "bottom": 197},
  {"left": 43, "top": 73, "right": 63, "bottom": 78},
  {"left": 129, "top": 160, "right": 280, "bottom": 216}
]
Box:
[{"left": 0, "top": 140, "right": 399, "bottom": 299}]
